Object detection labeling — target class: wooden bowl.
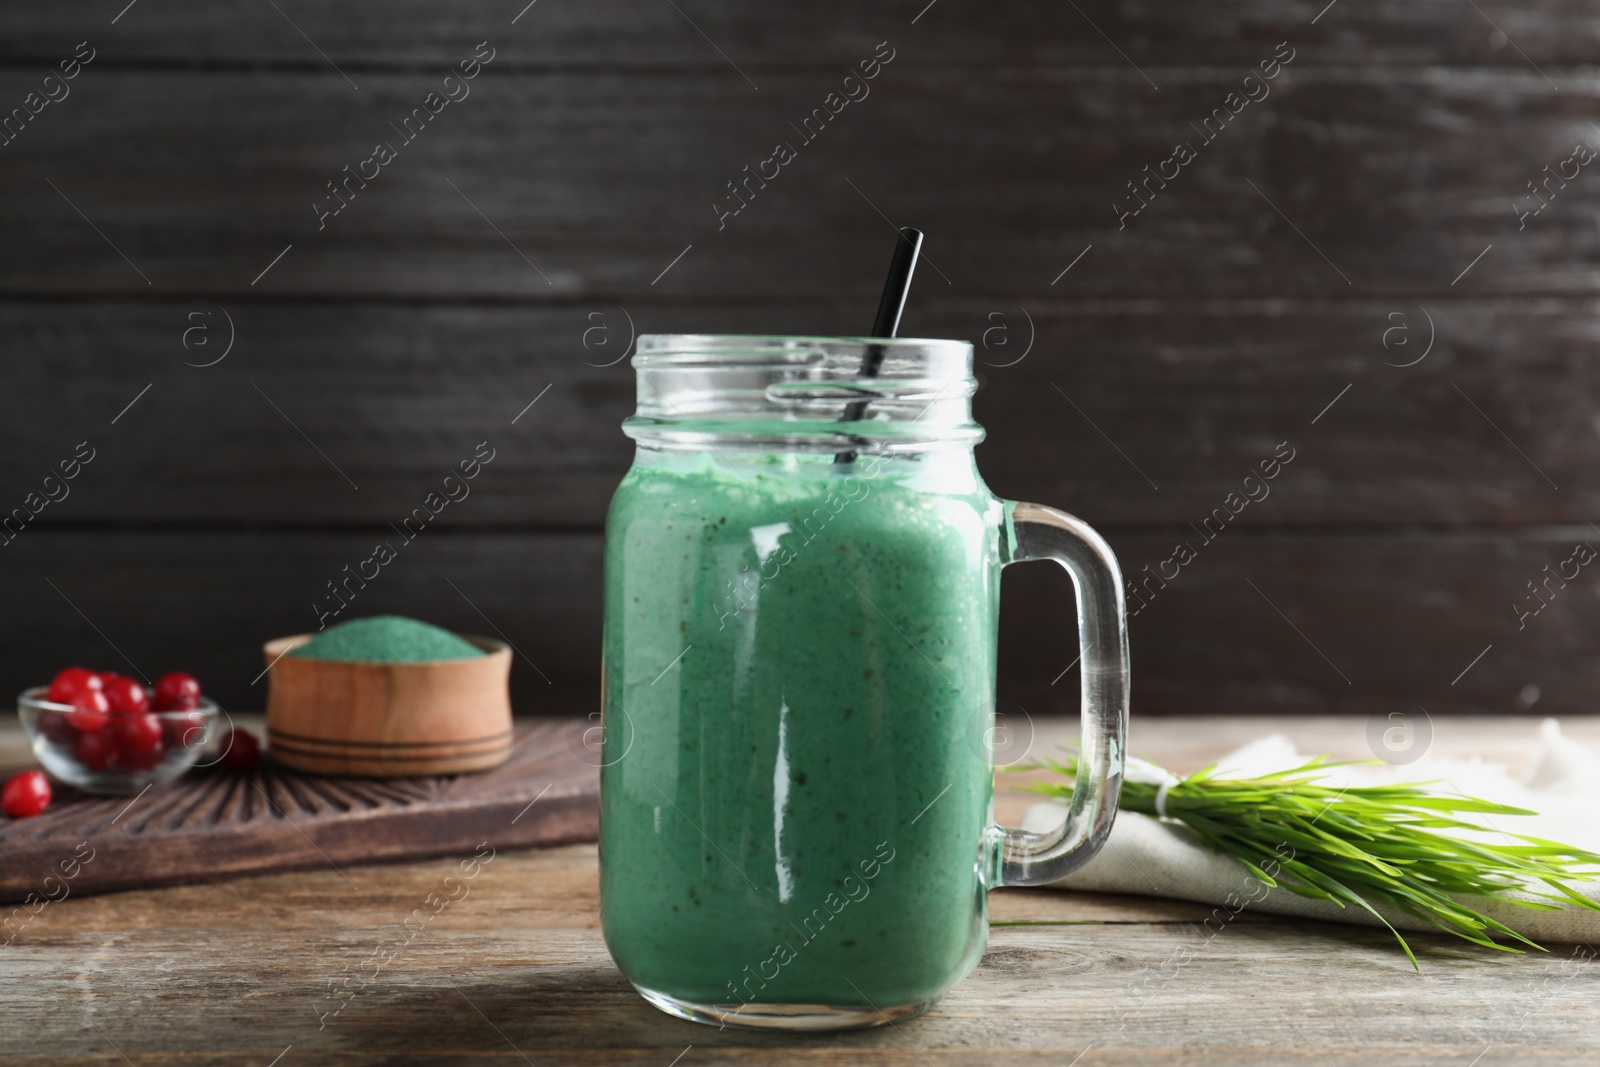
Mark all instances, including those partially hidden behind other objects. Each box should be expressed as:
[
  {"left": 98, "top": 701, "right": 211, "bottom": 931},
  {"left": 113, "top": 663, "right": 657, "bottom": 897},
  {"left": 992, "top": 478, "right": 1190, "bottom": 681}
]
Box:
[{"left": 262, "top": 634, "right": 513, "bottom": 777}]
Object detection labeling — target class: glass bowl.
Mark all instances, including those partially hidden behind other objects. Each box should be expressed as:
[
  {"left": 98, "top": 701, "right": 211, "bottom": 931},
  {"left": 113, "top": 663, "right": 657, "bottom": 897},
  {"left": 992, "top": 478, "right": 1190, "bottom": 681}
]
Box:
[{"left": 18, "top": 686, "right": 220, "bottom": 795}]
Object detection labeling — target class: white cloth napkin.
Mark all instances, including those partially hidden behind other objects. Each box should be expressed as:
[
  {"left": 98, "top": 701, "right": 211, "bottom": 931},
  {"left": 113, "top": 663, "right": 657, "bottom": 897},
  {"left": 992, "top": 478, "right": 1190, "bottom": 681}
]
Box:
[{"left": 1024, "top": 719, "right": 1600, "bottom": 945}]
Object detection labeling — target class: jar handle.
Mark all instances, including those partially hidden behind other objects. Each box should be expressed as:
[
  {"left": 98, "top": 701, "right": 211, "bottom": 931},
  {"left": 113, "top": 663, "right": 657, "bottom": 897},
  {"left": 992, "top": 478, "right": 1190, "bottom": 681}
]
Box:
[{"left": 992, "top": 501, "right": 1129, "bottom": 886}]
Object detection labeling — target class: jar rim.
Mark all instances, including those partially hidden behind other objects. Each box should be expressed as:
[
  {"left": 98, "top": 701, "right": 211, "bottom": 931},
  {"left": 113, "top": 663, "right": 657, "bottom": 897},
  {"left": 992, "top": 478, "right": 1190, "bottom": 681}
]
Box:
[
  {"left": 635, "top": 334, "right": 974, "bottom": 365},
  {"left": 626, "top": 334, "right": 982, "bottom": 452}
]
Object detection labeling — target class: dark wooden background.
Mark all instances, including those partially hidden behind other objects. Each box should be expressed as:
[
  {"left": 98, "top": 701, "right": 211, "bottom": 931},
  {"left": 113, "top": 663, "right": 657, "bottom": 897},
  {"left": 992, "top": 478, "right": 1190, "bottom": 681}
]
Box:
[{"left": 2, "top": 0, "right": 1597, "bottom": 723}]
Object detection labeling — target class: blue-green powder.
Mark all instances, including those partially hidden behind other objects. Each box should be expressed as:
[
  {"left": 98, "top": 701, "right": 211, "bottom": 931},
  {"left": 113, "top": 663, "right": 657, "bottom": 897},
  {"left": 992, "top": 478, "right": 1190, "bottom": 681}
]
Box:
[{"left": 289, "top": 615, "right": 485, "bottom": 663}]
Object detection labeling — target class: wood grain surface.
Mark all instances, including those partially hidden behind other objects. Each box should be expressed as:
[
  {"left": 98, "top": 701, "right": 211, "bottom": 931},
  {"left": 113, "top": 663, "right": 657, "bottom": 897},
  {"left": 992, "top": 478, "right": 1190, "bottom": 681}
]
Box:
[
  {"left": 3, "top": 714, "right": 1596, "bottom": 1065},
  {"left": 0, "top": 68, "right": 1593, "bottom": 299},
  {"left": 2, "top": 0, "right": 1598, "bottom": 68},
  {"left": 5, "top": 0, "right": 1599, "bottom": 67},
  {"left": 7, "top": 526, "right": 1598, "bottom": 717},
  {"left": 3, "top": 0, "right": 1599, "bottom": 720},
  {"left": 4, "top": 300, "right": 1596, "bottom": 527},
  {"left": 0, "top": 718, "right": 598, "bottom": 904}
]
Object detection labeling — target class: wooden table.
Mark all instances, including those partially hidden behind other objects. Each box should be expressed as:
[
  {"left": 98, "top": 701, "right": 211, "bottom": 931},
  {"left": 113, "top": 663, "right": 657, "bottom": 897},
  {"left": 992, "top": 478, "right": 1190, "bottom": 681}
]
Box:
[{"left": 4, "top": 715, "right": 1598, "bottom": 1065}]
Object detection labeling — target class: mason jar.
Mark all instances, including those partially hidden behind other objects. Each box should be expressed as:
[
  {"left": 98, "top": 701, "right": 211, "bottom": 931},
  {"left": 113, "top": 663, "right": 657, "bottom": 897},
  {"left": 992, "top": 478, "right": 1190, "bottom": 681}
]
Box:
[{"left": 599, "top": 335, "right": 1129, "bottom": 1030}]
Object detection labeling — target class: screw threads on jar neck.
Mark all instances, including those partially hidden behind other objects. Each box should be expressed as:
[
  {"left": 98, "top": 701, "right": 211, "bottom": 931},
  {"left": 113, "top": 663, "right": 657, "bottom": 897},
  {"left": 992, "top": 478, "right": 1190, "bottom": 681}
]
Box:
[{"left": 624, "top": 335, "right": 983, "bottom": 453}]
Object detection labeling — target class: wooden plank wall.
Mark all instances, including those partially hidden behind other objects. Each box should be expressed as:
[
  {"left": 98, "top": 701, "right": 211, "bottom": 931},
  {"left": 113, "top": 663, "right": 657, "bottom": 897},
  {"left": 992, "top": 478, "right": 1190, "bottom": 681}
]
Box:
[{"left": 2, "top": 0, "right": 1597, "bottom": 720}]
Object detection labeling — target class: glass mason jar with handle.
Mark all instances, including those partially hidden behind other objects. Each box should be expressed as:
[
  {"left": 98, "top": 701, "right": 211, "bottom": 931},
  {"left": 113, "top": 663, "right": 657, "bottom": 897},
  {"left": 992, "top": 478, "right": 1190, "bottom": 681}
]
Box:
[{"left": 599, "top": 335, "right": 1129, "bottom": 1031}]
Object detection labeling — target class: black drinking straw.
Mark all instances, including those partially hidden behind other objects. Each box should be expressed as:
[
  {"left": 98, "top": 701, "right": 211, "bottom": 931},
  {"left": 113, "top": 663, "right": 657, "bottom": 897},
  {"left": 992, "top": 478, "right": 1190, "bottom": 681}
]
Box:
[
  {"left": 869, "top": 226, "right": 924, "bottom": 339},
  {"left": 835, "top": 226, "right": 924, "bottom": 464}
]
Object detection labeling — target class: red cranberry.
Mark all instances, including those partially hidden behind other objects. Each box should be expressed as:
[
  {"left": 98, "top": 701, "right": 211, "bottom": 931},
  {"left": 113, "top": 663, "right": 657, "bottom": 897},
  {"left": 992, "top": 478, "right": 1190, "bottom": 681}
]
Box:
[
  {"left": 162, "top": 711, "right": 207, "bottom": 749},
  {"left": 68, "top": 708, "right": 111, "bottom": 734},
  {"left": 219, "top": 728, "right": 260, "bottom": 772},
  {"left": 153, "top": 672, "right": 203, "bottom": 712},
  {"left": 75, "top": 728, "right": 119, "bottom": 771},
  {"left": 113, "top": 712, "right": 163, "bottom": 752},
  {"left": 102, "top": 675, "right": 150, "bottom": 715},
  {"left": 118, "top": 741, "right": 166, "bottom": 771},
  {"left": 68, "top": 688, "right": 112, "bottom": 733},
  {"left": 73, "top": 687, "right": 111, "bottom": 712},
  {"left": 46, "top": 666, "right": 102, "bottom": 706},
  {"left": 36, "top": 709, "right": 76, "bottom": 744},
  {"left": 2, "top": 770, "right": 51, "bottom": 818}
]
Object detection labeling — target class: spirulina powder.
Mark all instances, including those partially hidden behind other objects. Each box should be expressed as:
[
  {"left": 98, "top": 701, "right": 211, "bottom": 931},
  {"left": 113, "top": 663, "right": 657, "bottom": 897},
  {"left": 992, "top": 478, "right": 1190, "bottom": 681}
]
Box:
[{"left": 289, "top": 615, "right": 485, "bottom": 663}]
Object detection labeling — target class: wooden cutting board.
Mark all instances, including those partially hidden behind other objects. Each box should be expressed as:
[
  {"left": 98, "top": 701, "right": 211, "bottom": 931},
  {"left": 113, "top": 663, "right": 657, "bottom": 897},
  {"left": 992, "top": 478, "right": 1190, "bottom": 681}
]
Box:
[{"left": 0, "top": 718, "right": 599, "bottom": 904}]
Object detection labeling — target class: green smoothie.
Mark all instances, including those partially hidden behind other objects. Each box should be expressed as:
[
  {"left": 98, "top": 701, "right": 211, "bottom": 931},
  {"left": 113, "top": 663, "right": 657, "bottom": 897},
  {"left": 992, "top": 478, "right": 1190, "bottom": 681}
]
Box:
[{"left": 599, "top": 447, "right": 1003, "bottom": 1010}]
